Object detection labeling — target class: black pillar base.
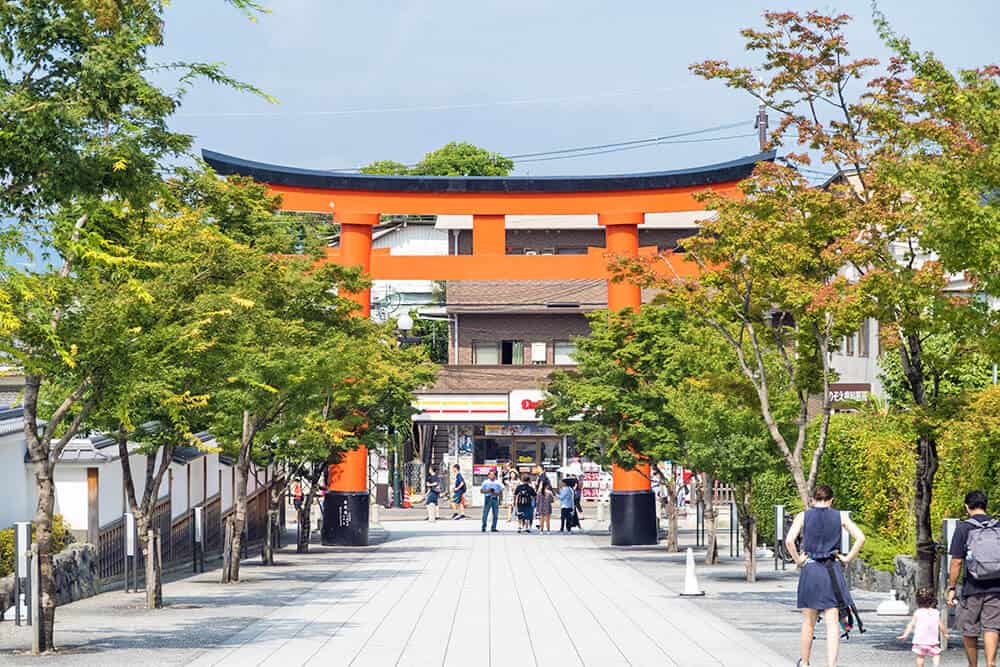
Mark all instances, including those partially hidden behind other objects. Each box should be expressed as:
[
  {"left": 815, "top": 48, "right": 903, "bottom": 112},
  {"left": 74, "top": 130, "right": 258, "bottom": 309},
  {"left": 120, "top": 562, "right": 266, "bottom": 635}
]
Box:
[
  {"left": 610, "top": 490, "right": 658, "bottom": 546},
  {"left": 322, "top": 491, "right": 370, "bottom": 546}
]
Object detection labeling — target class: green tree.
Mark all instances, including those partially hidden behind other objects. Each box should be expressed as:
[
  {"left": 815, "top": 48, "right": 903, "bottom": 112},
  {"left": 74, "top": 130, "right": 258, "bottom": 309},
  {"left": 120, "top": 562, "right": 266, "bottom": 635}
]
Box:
[
  {"left": 540, "top": 305, "right": 689, "bottom": 550},
  {"left": 688, "top": 9, "right": 990, "bottom": 586},
  {"left": 361, "top": 142, "right": 514, "bottom": 176},
  {"left": 671, "top": 371, "right": 776, "bottom": 581},
  {"left": 0, "top": 1, "right": 269, "bottom": 647}
]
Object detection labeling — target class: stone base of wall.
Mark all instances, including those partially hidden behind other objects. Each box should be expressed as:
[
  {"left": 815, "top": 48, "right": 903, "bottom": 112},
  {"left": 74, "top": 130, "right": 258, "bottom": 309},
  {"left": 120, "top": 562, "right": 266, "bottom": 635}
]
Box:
[
  {"left": 0, "top": 543, "right": 100, "bottom": 616},
  {"left": 847, "top": 554, "right": 919, "bottom": 609}
]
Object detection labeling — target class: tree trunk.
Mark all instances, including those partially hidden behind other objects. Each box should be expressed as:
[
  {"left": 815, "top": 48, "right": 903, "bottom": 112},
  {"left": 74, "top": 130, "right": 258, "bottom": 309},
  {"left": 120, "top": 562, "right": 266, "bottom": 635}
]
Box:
[
  {"left": 703, "top": 473, "right": 719, "bottom": 565},
  {"left": 297, "top": 468, "right": 323, "bottom": 554},
  {"left": 220, "top": 517, "right": 234, "bottom": 584},
  {"left": 901, "top": 334, "right": 937, "bottom": 589},
  {"left": 740, "top": 483, "right": 757, "bottom": 583},
  {"left": 665, "top": 480, "right": 679, "bottom": 553},
  {"left": 914, "top": 432, "right": 939, "bottom": 589},
  {"left": 33, "top": 467, "right": 56, "bottom": 652},
  {"left": 144, "top": 530, "right": 162, "bottom": 608},
  {"left": 228, "top": 458, "right": 249, "bottom": 582},
  {"left": 226, "top": 412, "right": 255, "bottom": 583}
]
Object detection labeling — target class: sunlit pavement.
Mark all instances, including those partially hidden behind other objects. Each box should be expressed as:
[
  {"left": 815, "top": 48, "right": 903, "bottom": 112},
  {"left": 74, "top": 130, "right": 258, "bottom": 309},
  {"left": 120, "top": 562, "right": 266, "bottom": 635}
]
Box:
[
  {"left": 1, "top": 518, "right": 789, "bottom": 666},
  {"left": 184, "top": 518, "right": 786, "bottom": 666}
]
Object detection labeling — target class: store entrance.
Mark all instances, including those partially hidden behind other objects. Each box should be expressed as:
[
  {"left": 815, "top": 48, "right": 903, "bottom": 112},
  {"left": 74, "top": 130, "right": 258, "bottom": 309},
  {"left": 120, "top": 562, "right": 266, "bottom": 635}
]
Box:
[{"left": 470, "top": 424, "right": 564, "bottom": 487}]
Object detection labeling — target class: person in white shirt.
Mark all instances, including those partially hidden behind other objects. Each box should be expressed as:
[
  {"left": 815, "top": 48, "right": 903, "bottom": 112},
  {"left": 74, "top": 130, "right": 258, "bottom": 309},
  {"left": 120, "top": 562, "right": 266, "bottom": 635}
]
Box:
[{"left": 480, "top": 469, "right": 504, "bottom": 532}]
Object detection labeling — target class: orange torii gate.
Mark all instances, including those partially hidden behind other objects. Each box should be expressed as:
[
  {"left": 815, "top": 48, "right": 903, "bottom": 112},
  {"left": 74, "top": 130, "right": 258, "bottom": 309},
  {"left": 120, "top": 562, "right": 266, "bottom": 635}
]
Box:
[{"left": 203, "top": 149, "right": 773, "bottom": 547}]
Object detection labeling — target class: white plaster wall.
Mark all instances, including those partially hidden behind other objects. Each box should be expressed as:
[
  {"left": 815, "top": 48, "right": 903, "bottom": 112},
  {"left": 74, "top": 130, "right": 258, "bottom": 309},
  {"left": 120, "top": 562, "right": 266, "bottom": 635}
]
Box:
[
  {"left": 156, "top": 450, "right": 170, "bottom": 500},
  {"left": 221, "top": 465, "right": 234, "bottom": 512},
  {"left": 206, "top": 453, "right": 220, "bottom": 498},
  {"left": 190, "top": 457, "right": 206, "bottom": 507},
  {"left": 53, "top": 467, "right": 88, "bottom": 533},
  {"left": 171, "top": 464, "right": 188, "bottom": 518},
  {"left": 98, "top": 460, "right": 125, "bottom": 526},
  {"left": 0, "top": 433, "right": 35, "bottom": 527}
]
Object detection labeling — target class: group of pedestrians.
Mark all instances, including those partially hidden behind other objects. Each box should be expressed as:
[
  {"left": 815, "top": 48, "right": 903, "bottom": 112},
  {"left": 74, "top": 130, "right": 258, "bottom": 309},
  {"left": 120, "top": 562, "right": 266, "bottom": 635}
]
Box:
[
  {"left": 423, "top": 464, "right": 583, "bottom": 534},
  {"left": 483, "top": 468, "right": 582, "bottom": 533},
  {"left": 787, "top": 485, "right": 1000, "bottom": 667}
]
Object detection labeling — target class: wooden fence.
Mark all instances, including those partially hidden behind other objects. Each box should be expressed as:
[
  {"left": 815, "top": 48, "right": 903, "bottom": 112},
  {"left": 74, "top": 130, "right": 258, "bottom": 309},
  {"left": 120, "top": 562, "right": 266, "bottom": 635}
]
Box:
[{"left": 96, "top": 481, "right": 282, "bottom": 585}]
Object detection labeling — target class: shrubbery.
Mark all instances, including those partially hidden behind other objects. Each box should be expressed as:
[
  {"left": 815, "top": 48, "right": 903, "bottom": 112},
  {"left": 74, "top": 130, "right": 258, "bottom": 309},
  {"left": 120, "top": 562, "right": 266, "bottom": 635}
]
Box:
[
  {"left": 747, "top": 387, "right": 1000, "bottom": 573},
  {"left": 0, "top": 516, "right": 74, "bottom": 578}
]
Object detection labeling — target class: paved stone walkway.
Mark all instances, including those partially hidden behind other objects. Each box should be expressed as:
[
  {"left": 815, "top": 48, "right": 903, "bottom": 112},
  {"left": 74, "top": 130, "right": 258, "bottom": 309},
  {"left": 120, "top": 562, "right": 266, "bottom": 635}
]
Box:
[{"left": 1, "top": 519, "right": 788, "bottom": 666}]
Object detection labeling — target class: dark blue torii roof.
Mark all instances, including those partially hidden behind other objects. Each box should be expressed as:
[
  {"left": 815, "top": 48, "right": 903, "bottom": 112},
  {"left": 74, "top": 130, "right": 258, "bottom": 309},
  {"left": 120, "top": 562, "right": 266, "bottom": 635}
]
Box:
[{"left": 202, "top": 149, "right": 775, "bottom": 194}]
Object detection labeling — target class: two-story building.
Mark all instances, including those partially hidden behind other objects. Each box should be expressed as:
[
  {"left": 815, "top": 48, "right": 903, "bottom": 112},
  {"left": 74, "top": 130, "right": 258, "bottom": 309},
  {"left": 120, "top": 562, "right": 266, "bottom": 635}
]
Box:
[{"left": 409, "top": 214, "right": 702, "bottom": 504}]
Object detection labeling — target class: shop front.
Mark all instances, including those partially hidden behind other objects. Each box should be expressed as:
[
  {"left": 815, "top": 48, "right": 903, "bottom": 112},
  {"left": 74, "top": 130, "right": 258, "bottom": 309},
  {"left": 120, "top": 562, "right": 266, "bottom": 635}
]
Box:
[{"left": 413, "top": 390, "right": 573, "bottom": 505}]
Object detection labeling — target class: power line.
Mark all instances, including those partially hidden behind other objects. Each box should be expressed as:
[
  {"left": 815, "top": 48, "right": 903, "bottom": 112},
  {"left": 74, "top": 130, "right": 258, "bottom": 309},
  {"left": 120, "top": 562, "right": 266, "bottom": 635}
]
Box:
[
  {"left": 513, "top": 133, "right": 757, "bottom": 164},
  {"left": 505, "top": 121, "right": 749, "bottom": 159},
  {"left": 326, "top": 121, "right": 755, "bottom": 172}
]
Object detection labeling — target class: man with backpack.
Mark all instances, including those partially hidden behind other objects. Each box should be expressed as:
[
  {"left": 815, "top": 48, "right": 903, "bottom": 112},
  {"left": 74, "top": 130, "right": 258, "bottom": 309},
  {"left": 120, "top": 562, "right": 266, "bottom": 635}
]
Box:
[{"left": 947, "top": 490, "right": 1000, "bottom": 666}]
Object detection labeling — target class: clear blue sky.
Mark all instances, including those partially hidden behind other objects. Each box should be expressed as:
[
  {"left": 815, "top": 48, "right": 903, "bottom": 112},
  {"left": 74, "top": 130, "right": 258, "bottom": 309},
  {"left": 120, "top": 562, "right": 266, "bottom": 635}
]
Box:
[{"left": 160, "top": 0, "right": 997, "bottom": 176}]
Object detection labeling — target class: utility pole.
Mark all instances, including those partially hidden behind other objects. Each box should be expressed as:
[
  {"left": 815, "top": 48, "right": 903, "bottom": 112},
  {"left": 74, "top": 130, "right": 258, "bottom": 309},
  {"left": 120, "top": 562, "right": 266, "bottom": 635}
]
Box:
[{"left": 755, "top": 104, "right": 769, "bottom": 151}]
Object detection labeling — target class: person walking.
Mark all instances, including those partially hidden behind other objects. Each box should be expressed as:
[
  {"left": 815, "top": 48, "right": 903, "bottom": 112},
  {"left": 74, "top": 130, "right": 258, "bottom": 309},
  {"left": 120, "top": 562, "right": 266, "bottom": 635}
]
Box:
[
  {"left": 514, "top": 474, "right": 537, "bottom": 533},
  {"left": 425, "top": 467, "right": 441, "bottom": 521},
  {"left": 291, "top": 480, "right": 303, "bottom": 512},
  {"left": 536, "top": 474, "right": 555, "bottom": 533},
  {"left": 898, "top": 586, "right": 948, "bottom": 666},
  {"left": 504, "top": 466, "right": 519, "bottom": 525},
  {"left": 450, "top": 464, "right": 467, "bottom": 520},
  {"left": 559, "top": 478, "right": 576, "bottom": 532},
  {"left": 784, "top": 484, "right": 865, "bottom": 667},
  {"left": 480, "top": 469, "right": 503, "bottom": 532},
  {"left": 947, "top": 490, "right": 1000, "bottom": 667}
]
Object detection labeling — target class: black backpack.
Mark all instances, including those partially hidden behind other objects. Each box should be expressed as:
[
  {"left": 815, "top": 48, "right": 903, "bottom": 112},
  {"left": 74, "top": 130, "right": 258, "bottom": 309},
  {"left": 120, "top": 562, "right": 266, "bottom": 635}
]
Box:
[
  {"left": 822, "top": 559, "right": 865, "bottom": 640},
  {"left": 516, "top": 488, "right": 532, "bottom": 508}
]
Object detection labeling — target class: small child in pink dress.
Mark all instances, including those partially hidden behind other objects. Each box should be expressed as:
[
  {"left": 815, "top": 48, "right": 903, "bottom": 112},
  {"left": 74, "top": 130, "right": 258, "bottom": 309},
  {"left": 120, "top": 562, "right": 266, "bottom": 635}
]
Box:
[{"left": 898, "top": 587, "right": 948, "bottom": 666}]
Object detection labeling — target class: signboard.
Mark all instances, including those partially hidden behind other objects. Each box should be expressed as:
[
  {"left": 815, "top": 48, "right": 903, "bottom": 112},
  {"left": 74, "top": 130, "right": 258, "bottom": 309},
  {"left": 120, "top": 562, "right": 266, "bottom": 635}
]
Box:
[
  {"left": 473, "top": 465, "right": 498, "bottom": 476},
  {"left": 829, "top": 383, "right": 871, "bottom": 403},
  {"left": 509, "top": 390, "right": 546, "bottom": 422},
  {"left": 484, "top": 423, "right": 556, "bottom": 437},
  {"left": 124, "top": 513, "right": 136, "bottom": 557},
  {"left": 412, "top": 394, "right": 508, "bottom": 422},
  {"left": 194, "top": 506, "right": 204, "bottom": 544},
  {"left": 14, "top": 522, "right": 29, "bottom": 577}
]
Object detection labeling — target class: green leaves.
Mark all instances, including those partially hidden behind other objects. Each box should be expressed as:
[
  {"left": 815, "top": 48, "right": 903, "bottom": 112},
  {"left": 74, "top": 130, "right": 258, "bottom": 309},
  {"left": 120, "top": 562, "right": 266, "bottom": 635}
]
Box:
[{"left": 361, "top": 142, "right": 514, "bottom": 177}]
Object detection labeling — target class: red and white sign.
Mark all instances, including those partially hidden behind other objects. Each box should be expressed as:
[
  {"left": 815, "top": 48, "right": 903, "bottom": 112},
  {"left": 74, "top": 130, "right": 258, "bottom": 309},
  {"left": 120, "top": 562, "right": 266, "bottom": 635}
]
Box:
[{"left": 508, "top": 390, "right": 546, "bottom": 421}]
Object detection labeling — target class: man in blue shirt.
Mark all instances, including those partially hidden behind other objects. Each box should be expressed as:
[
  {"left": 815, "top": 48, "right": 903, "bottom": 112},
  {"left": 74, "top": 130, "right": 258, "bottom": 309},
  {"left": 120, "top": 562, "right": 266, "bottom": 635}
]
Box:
[{"left": 480, "top": 469, "right": 504, "bottom": 532}]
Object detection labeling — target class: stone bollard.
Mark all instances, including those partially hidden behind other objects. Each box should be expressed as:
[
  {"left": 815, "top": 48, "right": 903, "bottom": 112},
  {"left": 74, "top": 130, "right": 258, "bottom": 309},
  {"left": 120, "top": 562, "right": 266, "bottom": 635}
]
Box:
[{"left": 370, "top": 503, "right": 380, "bottom": 525}]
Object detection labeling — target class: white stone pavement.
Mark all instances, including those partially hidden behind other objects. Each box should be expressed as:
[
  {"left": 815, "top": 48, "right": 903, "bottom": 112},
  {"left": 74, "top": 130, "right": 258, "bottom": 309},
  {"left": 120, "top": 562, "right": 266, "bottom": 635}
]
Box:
[{"left": 186, "top": 519, "right": 788, "bottom": 667}]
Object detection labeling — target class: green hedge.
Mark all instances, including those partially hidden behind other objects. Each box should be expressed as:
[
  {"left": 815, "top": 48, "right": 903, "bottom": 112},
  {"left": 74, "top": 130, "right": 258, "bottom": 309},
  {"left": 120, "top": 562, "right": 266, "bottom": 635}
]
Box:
[
  {"left": 751, "top": 468, "right": 802, "bottom": 545},
  {"left": 0, "top": 515, "right": 74, "bottom": 578},
  {"left": 934, "top": 385, "right": 1000, "bottom": 526}
]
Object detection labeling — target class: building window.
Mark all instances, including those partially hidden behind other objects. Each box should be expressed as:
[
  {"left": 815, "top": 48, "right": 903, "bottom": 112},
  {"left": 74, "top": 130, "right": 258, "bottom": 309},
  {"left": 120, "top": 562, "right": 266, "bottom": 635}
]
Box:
[
  {"left": 857, "top": 319, "right": 870, "bottom": 358},
  {"left": 556, "top": 247, "right": 587, "bottom": 255},
  {"left": 554, "top": 340, "right": 577, "bottom": 365},
  {"left": 530, "top": 342, "right": 547, "bottom": 364},
  {"left": 500, "top": 340, "right": 524, "bottom": 365},
  {"left": 473, "top": 341, "right": 499, "bottom": 365},
  {"left": 844, "top": 334, "right": 854, "bottom": 356}
]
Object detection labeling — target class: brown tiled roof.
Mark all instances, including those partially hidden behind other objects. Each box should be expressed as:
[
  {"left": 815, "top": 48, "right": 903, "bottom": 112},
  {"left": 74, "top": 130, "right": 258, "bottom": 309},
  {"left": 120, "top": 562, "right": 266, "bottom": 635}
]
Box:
[
  {"left": 447, "top": 280, "right": 606, "bottom": 307},
  {"left": 427, "top": 365, "right": 566, "bottom": 393},
  {"left": 446, "top": 280, "right": 658, "bottom": 313}
]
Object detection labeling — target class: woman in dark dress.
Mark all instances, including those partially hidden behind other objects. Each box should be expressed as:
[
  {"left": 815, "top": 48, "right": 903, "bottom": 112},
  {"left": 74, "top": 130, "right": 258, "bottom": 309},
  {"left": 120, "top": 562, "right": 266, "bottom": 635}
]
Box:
[{"left": 784, "top": 484, "right": 865, "bottom": 667}]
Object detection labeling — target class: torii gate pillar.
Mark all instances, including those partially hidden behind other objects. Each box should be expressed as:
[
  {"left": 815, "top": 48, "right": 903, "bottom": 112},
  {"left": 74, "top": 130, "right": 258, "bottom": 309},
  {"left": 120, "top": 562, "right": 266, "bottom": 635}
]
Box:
[
  {"left": 601, "top": 213, "right": 658, "bottom": 546},
  {"left": 322, "top": 212, "right": 377, "bottom": 546}
]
